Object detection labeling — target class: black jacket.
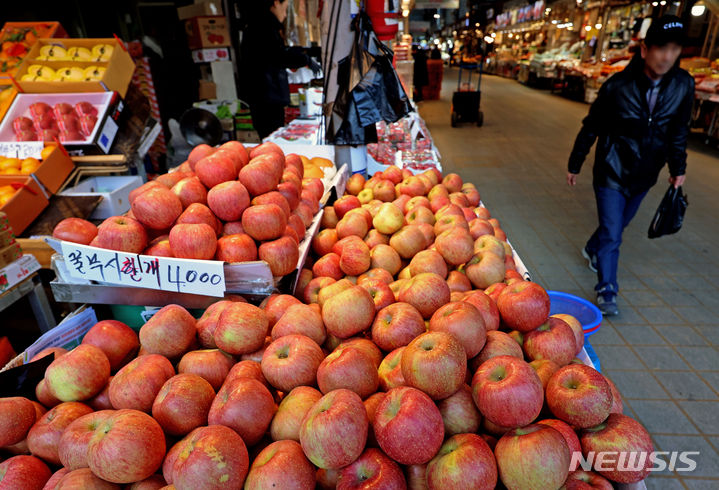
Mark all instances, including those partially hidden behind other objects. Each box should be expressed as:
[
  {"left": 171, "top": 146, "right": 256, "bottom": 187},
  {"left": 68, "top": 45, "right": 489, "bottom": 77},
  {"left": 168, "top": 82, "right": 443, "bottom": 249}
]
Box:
[
  {"left": 568, "top": 54, "right": 694, "bottom": 196},
  {"left": 240, "top": 12, "right": 309, "bottom": 107}
]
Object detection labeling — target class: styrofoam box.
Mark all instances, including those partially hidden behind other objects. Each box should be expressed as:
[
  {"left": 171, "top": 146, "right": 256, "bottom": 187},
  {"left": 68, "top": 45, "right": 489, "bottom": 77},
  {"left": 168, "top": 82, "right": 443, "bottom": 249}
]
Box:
[
  {"left": 0, "top": 92, "right": 114, "bottom": 145},
  {"left": 60, "top": 175, "right": 142, "bottom": 219}
]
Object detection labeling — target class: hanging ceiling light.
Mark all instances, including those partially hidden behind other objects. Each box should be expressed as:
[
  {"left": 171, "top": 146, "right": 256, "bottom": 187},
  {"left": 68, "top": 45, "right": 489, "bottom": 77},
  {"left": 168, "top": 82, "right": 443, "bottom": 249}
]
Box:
[{"left": 692, "top": 1, "right": 706, "bottom": 16}]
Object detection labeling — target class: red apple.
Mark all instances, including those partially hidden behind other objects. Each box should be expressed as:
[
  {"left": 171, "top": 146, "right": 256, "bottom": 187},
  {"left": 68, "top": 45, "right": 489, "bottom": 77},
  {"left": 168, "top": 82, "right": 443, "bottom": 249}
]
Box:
[
  {"left": 208, "top": 377, "right": 275, "bottom": 446},
  {"left": 188, "top": 144, "right": 215, "bottom": 170},
  {"left": 552, "top": 313, "right": 584, "bottom": 355},
  {"left": 389, "top": 226, "right": 426, "bottom": 259},
  {"left": 465, "top": 251, "right": 505, "bottom": 289},
  {"left": 313, "top": 229, "right": 338, "bottom": 256},
  {"left": 127, "top": 474, "right": 167, "bottom": 489},
  {"left": 0, "top": 455, "right": 51, "bottom": 490},
  {"left": 214, "top": 302, "right": 269, "bottom": 355},
  {"left": 243, "top": 204, "right": 288, "bottom": 241},
  {"left": 176, "top": 202, "right": 221, "bottom": 234},
  {"left": 401, "top": 331, "right": 466, "bottom": 400},
  {"left": 270, "top": 386, "right": 322, "bottom": 442},
  {"left": 81, "top": 320, "right": 138, "bottom": 372},
  {"left": 359, "top": 278, "right": 395, "bottom": 311},
  {"left": 26, "top": 402, "right": 93, "bottom": 465},
  {"left": 495, "top": 424, "right": 570, "bottom": 490},
  {"left": 195, "top": 301, "right": 233, "bottom": 348},
  {"left": 563, "top": 470, "right": 614, "bottom": 490},
  {"left": 437, "top": 384, "right": 481, "bottom": 436},
  {"left": 546, "top": 364, "right": 613, "bottom": 428},
  {"left": 472, "top": 330, "right": 524, "bottom": 369},
  {"left": 398, "top": 272, "right": 451, "bottom": 319},
  {"left": 471, "top": 355, "right": 543, "bottom": 428},
  {"left": 151, "top": 373, "right": 214, "bottom": 436},
  {"left": 58, "top": 410, "right": 113, "bottom": 469},
  {"left": 139, "top": 304, "right": 196, "bottom": 359},
  {"left": 85, "top": 409, "right": 165, "bottom": 483},
  {"left": 429, "top": 301, "right": 486, "bottom": 358},
  {"left": 358, "top": 267, "right": 394, "bottom": 285},
  {"left": 96, "top": 216, "right": 148, "bottom": 253},
  {"left": 45, "top": 345, "right": 110, "bottom": 402},
  {"left": 195, "top": 151, "right": 237, "bottom": 188},
  {"left": 129, "top": 181, "right": 164, "bottom": 204},
  {"left": 177, "top": 348, "right": 234, "bottom": 390},
  {"left": 322, "top": 285, "right": 375, "bottom": 339},
  {"left": 435, "top": 227, "right": 473, "bottom": 266},
  {"left": 0, "top": 397, "right": 36, "bottom": 447},
  {"left": 317, "top": 346, "right": 379, "bottom": 399},
  {"left": 334, "top": 195, "right": 361, "bottom": 219},
  {"left": 164, "top": 425, "right": 248, "bottom": 489},
  {"left": 261, "top": 334, "right": 324, "bottom": 392},
  {"left": 245, "top": 440, "right": 316, "bottom": 490},
  {"left": 262, "top": 293, "right": 302, "bottom": 326},
  {"left": 35, "top": 379, "right": 61, "bottom": 408},
  {"left": 484, "top": 282, "right": 507, "bottom": 302},
  {"left": 131, "top": 186, "right": 182, "bottom": 230},
  {"left": 204, "top": 181, "right": 250, "bottom": 222},
  {"left": 363, "top": 393, "right": 386, "bottom": 448},
  {"left": 524, "top": 317, "right": 577, "bottom": 366},
  {"left": 337, "top": 448, "right": 405, "bottom": 490},
  {"left": 446, "top": 271, "right": 471, "bottom": 293},
  {"left": 143, "top": 234, "right": 173, "bottom": 256},
  {"left": 336, "top": 338, "right": 382, "bottom": 369},
  {"left": 537, "top": 418, "right": 582, "bottom": 457},
  {"left": 339, "top": 238, "right": 371, "bottom": 277},
  {"left": 370, "top": 244, "right": 402, "bottom": 276},
  {"left": 426, "top": 433, "right": 497, "bottom": 490},
  {"left": 371, "top": 302, "right": 425, "bottom": 351},
  {"left": 373, "top": 386, "right": 444, "bottom": 465},
  {"left": 272, "top": 303, "right": 326, "bottom": 346},
  {"left": 109, "top": 354, "right": 175, "bottom": 412},
  {"left": 529, "top": 359, "right": 561, "bottom": 389},
  {"left": 378, "top": 348, "right": 407, "bottom": 391},
  {"left": 313, "top": 253, "right": 343, "bottom": 280},
  {"left": 462, "top": 290, "right": 500, "bottom": 331},
  {"left": 259, "top": 236, "right": 299, "bottom": 276},
  {"left": 604, "top": 375, "right": 624, "bottom": 414},
  {"left": 300, "top": 389, "right": 368, "bottom": 469},
  {"left": 171, "top": 176, "right": 208, "bottom": 209},
  {"left": 52, "top": 218, "right": 98, "bottom": 245},
  {"left": 496, "top": 281, "right": 551, "bottom": 333},
  {"left": 216, "top": 233, "right": 257, "bottom": 262},
  {"left": 409, "top": 249, "right": 448, "bottom": 278},
  {"left": 304, "top": 277, "right": 336, "bottom": 304}
]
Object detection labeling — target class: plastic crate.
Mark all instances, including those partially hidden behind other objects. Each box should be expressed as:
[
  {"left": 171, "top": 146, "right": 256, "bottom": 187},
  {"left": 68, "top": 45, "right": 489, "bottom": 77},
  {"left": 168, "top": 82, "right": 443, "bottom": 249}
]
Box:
[{"left": 547, "top": 290, "right": 602, "bottom": 337}]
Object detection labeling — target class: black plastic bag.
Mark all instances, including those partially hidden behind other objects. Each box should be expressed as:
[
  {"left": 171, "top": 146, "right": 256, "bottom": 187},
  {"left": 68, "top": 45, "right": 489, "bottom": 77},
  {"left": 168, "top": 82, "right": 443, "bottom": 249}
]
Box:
[{"left": 648, "top": 185, "right": 688, "bottom": 238}]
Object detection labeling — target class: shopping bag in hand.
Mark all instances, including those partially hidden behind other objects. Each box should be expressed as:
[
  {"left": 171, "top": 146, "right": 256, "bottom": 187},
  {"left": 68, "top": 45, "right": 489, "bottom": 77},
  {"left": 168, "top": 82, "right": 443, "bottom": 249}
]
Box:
[{"left": 648, "top": 185, "right": 688, "bottom": 238}]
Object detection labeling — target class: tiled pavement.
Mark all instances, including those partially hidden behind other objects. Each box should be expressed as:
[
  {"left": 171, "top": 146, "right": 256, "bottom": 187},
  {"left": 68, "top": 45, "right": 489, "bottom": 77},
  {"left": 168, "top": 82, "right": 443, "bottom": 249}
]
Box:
[{"left": 419, "top": 70, "right": 719, "bottom": 488}]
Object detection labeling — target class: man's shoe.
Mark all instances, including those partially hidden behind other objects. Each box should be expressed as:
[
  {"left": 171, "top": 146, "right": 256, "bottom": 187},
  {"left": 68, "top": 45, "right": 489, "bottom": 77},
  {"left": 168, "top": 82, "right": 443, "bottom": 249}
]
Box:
[
  {"left": 597, "top": 293, "right": 618, "bottom": 316},
  {"left": 582, "top": 247, "right": 598, "bottom": 273}
]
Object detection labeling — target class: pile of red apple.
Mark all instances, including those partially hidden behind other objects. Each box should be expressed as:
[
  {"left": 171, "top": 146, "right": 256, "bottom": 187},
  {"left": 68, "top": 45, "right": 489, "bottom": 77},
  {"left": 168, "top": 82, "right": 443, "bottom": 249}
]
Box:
[
  {"left": 52, "top": 141, "right": 326, "bottom": 277},
  {"left": 13, "top": 102, "right": 99, "bottom": 142},
  {"left": 4, "top": 164, "right": 656, "bottom": 489}
]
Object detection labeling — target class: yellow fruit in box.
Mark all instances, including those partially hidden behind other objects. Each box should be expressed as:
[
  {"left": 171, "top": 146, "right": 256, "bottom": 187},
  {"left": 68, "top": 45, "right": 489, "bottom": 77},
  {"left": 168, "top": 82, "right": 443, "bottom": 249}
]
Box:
[
  {"left": 21, "top": 74, "right": 42, "bottom": 81},
  {"left": 92, "top": 44, "right": 114, "bottom": 62},
  {"left": 83, "top": 66, "right": 106, "bottom": 81},
  {"left": 2, "top": 168, "right": 20, "bottom": 175},
  {"left": 27, "top": 65, "right": 55, "bottom": 79},
  {"left": 304, "top": 166, "right": 324, "bottom": 179},
  {"left": 54, "top": 67, "right": 85, "bottom": 81},
  {"left": 0, "top": 185, "right": 14, "bottom": 196},
  {"left": 299, "top": 155, "right": 310, "bottom": 166},
  {"left": 68, "top": 47, "right": 92, "bottom": 61},
  {"left": 20, "top": 157, "right": 41, "bottom": 174},
  {"left": 0, "top": 158, "right": 21, "bottom": 170},
  {"left": 39, "top": 45, "right": 67, "bottom": 60},
  {"left": 41, "top": 146, "right": 55, "bottom": 160},
  {"left": 310, "top": 157, "right": 333, "bottom": 168}
]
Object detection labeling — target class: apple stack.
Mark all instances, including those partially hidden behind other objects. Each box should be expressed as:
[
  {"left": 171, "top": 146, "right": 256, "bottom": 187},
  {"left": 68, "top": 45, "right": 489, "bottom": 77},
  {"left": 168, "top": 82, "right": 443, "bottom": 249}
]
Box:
[
  {"left": 2, "top": 165, "right": 656, "bottom": 490},
  {"left": 52, "top": 141, "right": 326, "bottom": 277}
]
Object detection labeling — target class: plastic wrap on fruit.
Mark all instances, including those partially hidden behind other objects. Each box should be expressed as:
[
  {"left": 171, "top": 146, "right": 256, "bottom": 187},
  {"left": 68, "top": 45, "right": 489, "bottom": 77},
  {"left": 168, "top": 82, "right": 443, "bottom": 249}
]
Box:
[{"left": 75, "top": 101, "right": 98, "bottom": 118}]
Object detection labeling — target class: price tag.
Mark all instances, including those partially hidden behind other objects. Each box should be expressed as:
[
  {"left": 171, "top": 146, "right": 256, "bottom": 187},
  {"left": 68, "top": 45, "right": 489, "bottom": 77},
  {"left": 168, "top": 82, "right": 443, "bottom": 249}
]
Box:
[
  {"left": 0, "top": 142, "right": 44, "bottom": 159},
  {"left": 60, "top": 242, "right": 226, "bottom": 297}
]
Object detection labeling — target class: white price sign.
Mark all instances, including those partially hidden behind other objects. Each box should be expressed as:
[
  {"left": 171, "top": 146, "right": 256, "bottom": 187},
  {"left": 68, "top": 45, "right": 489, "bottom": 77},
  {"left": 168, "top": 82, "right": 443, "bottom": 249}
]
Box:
[
  {"left": 60, "top": 242, "right": 226, "bottom": 297},
  {"left": 0, "top": 142, "right": 44, "bottom": 159}
]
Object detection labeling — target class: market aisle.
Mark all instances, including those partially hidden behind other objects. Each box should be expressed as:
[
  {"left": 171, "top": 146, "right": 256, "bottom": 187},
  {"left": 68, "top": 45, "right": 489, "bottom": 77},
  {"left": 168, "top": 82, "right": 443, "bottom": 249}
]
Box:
[{"left": 420, "top": 68, "right": 719, "bottom": 489}]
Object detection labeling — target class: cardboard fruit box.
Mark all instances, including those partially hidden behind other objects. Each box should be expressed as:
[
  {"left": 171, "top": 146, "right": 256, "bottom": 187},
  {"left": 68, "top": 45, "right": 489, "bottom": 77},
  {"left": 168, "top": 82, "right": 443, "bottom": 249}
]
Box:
[
  {"left": 184, "top": 16, "right": 231, "bottom": 49},
  {"left": 0, "top": 82, "right": 17, "bottom": 123},
  {"left": 27, "top": 144, "right": 74, "bottom": 194},
  {"left": 14, "top": 38, "right": 135, "bottom": 97},
  {"left": 0, "top": 21, "right": 67, "bottom": 77},
  {"left": 0, "top": 176, "right": 49, "bottom": 235}
]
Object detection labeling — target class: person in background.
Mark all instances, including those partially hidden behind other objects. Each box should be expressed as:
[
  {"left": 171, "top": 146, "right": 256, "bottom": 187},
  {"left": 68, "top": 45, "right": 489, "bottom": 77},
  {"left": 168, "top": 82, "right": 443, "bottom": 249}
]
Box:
[
  {"left": 566, "top": 16, "right": 693, "bottom": 316},
  {"left": 240, "top": 0, "right": 320, "bottom": 139},
  {"left": 412, "top": 45, "right": 429, "bottom": 102}
]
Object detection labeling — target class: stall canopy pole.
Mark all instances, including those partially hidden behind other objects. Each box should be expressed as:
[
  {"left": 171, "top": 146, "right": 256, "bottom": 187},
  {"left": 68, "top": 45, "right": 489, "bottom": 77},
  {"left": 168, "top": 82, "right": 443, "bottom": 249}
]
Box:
[{"left": 321, "top": 0, "right": 354, "bottom": 143}]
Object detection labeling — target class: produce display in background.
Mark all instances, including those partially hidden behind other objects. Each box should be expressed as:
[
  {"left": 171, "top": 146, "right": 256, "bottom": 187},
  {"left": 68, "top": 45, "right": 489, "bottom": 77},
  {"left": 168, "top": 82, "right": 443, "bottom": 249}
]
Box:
[
  {"left": 52, "top": 141, "right": 325, "bottom": 275},
  {"left": 0, "top": 22, "right": 63, "bottom": 76},
  {"left": 8, "top": 163, "right": 655, "bottom": 489},
  {"left": 0, "top": 145, "right": 55, "bottom": 175},
  {"left": 12, "top": 101, "right": 99, "bottom": 142},
  {"left": 367, "top": 116, "right": 440, "bottom": 172}
]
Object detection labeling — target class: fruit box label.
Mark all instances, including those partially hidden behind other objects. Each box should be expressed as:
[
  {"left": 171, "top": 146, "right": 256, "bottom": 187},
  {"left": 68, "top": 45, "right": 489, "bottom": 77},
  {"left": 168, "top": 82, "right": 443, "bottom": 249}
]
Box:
[
  {"left": 0, "top": 141, "right": 43, "bottom": 159},
  {"left": 60, "top": 242, "right": 226, "bottom": 297}
]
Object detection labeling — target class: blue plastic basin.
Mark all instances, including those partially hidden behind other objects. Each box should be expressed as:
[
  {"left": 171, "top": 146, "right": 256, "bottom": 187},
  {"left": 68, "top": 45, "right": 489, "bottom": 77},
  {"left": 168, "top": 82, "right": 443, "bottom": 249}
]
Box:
[{"left": 547, "top": 291, "right": 602, "bottom": 338}]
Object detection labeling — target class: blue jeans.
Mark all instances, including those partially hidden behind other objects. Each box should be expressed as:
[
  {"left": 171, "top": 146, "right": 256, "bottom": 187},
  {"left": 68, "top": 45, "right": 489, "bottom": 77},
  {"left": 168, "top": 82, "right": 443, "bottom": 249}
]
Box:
[{"left": 586, "top": 186, "right": 648, "bottom": 295}]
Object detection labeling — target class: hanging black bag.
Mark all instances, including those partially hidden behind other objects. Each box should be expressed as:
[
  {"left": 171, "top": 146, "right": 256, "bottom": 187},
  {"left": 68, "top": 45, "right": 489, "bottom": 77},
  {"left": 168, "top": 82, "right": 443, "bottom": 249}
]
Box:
[{"left": 648, "top": 185, "right": 688, "bottom": 239}]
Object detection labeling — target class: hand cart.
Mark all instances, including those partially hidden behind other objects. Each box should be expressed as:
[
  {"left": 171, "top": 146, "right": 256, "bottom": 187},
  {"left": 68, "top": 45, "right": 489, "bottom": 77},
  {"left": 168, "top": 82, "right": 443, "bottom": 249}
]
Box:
[{"left": 451, "top": 62, "right": 484, "bottom": 127}]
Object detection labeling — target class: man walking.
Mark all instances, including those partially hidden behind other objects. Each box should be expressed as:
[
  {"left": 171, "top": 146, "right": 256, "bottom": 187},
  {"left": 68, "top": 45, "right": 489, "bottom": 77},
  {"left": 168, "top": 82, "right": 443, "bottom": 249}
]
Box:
[{"left": 566, "top": 16, "right": 694, "bottom": 315}]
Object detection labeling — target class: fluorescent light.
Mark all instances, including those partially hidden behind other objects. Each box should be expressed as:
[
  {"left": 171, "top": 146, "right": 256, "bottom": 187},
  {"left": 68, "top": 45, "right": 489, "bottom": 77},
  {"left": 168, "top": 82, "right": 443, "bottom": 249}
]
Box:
[
  {"left": 595, "top": 23, "right": 602, "bottom": 29},
  {"left": 402, "top": 9, "right": 409, "bottom": 17},
  {"left": 491, "top": 32, "right": 496, "bottom": 37},
  {"left": 585, "top": 25, "right": 591, "bottom": 31},
  {"left": 660, "top": 0, "right": 666, "bottom": 4},
  {"left": 434, "top": 13, "right": 440, "bottom": 19},
  {"left": 484, "top": 36, "right": 494, "bottom": 43},
  {"left": 652, "top": 1, "right": 658, "bottom": 5},
  {"left": 692, "top": 2, "right": 706, "bottom": 15}
]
